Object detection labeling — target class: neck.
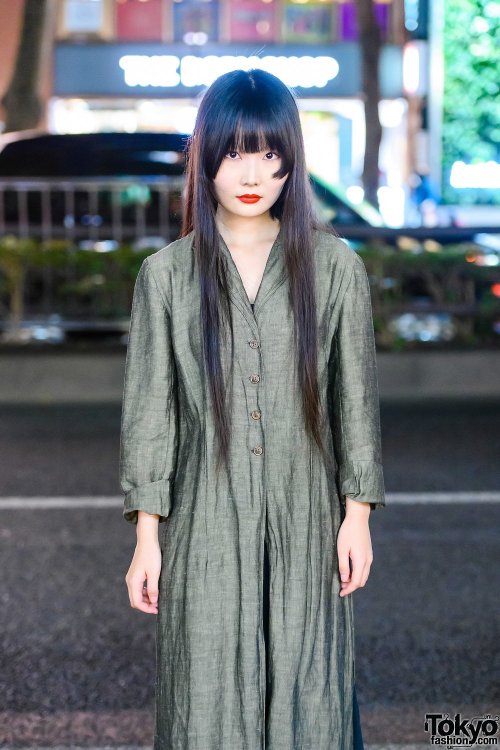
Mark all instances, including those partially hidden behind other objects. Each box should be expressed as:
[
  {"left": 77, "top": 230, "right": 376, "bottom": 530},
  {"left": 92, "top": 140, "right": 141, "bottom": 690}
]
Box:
[{"left": 215, "top": 208, "right": 280, "bottom": 246}]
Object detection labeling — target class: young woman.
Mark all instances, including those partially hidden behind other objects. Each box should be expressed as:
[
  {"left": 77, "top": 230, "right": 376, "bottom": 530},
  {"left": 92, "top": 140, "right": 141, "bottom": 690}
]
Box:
[{"left": 120, "top": 68, "right": 386, "bottom": 750}]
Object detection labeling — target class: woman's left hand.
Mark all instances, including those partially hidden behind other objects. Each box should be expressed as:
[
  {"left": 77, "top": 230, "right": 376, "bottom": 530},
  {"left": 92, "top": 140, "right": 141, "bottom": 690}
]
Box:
[{"left": 337, "top": 498, "right": 373, "bottom": 597}]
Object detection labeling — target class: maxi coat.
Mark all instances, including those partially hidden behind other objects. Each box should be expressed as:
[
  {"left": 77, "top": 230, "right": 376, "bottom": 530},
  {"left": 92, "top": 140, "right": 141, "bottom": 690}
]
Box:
[{"left": 119, "top": 226, "right": 386, "bottom": 750}]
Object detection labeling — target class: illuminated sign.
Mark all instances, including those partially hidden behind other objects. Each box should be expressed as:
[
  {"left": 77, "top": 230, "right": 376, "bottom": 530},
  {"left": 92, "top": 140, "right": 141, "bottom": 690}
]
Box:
[
  {"left": 54, "top": 42, "right": 403, "bottom": 98},
  {"left": 450, "top": 161, "right": 500, "bottom": 190},
  {"left": 404, "top": 0, "right": 420, "bottom": 32},
  {"left": 118, "top": 54, "right": 340, "bottom": 89},
  {"left": 404, "top": 0, "right": 428, "bottom": 39}
]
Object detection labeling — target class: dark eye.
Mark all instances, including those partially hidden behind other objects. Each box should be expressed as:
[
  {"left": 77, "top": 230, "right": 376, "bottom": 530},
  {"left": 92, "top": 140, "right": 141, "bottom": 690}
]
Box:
[
  {"left": 265, "top": 151, "right": 279, "bottom": 160},
  {"left": 226, "top": 151, "right": 239, "bottom": 159}
]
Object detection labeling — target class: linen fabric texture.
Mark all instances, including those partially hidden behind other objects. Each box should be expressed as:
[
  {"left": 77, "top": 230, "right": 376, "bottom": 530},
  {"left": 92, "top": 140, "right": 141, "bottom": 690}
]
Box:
[{"left": 119, "top": 227, "right": 386, "bottom": 749}]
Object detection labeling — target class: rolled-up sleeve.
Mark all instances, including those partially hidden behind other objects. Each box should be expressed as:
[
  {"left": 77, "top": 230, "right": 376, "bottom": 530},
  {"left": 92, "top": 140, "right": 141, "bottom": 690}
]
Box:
[
  {"left": 328, "top": 252, "right": 386, "bottom": 511},
  {"left": 119, "top": 257, "right": 179, "bottom": 525}
]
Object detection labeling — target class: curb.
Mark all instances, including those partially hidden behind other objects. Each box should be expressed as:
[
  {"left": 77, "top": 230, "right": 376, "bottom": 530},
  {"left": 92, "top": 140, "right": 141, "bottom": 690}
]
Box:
[{"left": 0, "top": 350, "right": 500, "bottom": 403}]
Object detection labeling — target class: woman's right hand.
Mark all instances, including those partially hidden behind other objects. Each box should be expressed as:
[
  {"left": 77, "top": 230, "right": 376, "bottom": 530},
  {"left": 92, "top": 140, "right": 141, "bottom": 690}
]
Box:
[{"left": 125, "top": 537, "right": 162, "bottom": 614}]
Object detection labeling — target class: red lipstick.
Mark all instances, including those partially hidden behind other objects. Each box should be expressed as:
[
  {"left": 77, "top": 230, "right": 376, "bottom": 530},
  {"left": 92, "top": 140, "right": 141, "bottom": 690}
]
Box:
[{"left": 237, "top": 194, "right": 262, "bottom": 204}]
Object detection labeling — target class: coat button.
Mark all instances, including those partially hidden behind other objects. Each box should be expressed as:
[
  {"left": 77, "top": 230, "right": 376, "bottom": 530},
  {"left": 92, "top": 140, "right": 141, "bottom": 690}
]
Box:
[
  {"left": 250, "top": 409, "right": 261, "bottom": 420},
  {"left": 249, "top": 374, "right": 260, "bottom": 384},
  {"left": 248, "top": 339, "right": 259, "bottom": 348},
  {"left": 252, "top": 445, "right": 263, "bottom": 455}
]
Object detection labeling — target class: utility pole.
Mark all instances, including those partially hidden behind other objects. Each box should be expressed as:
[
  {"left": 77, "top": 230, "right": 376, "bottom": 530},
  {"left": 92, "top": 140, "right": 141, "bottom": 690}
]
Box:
[
  {"left": 356, "top": 0, "right": 383, "bottom": 209},
  {"left": 2, "top": 0, "right": 50, "bottom": 133}
]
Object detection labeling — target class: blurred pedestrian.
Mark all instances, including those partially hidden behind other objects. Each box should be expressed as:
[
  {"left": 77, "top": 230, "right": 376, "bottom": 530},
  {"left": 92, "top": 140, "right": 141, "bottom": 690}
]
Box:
[
  {"left": 120, "top": 68, "right": 386, "bottom": 750},
  {"left": 409, "top": 167, "right": 440, "bottom": 226}
]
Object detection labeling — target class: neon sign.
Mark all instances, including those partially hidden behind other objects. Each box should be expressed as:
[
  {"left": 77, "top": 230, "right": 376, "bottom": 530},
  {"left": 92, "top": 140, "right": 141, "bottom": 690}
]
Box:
[
  {"left": 450, "top": 161, "right": 500, "bottom": 190},
  {"left": 404, "top": 0, "right": 420, "bottom": 32},
  {"left": 118, "top": 54, "right": 340, "bottom": 89}
]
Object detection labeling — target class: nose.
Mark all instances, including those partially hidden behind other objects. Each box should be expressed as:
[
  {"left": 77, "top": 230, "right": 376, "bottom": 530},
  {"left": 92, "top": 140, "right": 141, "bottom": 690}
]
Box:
[{"left": 241, "top": 155, "right": 260, "bottom": 186}]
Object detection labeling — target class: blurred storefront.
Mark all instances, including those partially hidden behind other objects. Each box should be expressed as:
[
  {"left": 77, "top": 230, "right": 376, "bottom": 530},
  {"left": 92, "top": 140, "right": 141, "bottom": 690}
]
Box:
[{"left": 45, "top": 0, "right": 422, "bottom": 222}]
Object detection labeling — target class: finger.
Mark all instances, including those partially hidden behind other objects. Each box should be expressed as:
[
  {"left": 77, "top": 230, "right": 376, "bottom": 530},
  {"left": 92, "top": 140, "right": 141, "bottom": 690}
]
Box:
[
  {"left": 337, "top": 546, "right": 351, "bottom": 585},
  {"left": 349, "top": 556, "right": 365, "bottom": 589},
  {"left": 145, "top": 577, "right": 159, "bottom": 607},
  {"left": 131, "top": 576, "right": 151, "bottom": 610},
  {"left": 135, "top": 593, "right": 158, "bottom": 613},
  {"left": 125, "top": 574, "right": 158, "bottom": 613},
  {"left": 340, "top": 558, "right": 371, "bottom": 596},
  {"left": 141, "top": 594, "right": 158, "bottom": 612},
  {"left": 141, "top": 581, "right": 159, "bottom": 615}
]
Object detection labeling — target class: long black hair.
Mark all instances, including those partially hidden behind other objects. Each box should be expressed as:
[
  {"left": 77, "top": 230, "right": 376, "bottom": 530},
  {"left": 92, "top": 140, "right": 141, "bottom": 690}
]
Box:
[{"left": 181, "top": 68, "right": 338, "bottom": 473}]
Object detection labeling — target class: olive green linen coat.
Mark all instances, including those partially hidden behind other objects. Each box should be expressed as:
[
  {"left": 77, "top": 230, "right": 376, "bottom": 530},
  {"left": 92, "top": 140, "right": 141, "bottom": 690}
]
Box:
[{"left": 119, "top": 226, "right": 386, "bottom": 750}]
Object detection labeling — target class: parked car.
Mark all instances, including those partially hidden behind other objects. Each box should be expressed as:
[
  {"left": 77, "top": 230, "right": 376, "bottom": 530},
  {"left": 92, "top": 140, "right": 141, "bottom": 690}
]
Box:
[
  {"left": 0, "top": 131, "right": 188, "bottom": 245},
  {"left": 308, "top": 172, "right": 385, "bottom": 229},
  {"left": 0, "top": 131, "right": 189, "bottom": 177}
]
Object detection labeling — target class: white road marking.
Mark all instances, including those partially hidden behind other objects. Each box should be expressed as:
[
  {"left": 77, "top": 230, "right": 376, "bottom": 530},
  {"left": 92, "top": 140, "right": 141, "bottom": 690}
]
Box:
[
  {"left": 0, "top": 496, "right": 124, "bottom": 509},
  {"left": 384, "top": 491, "right": 500, "bottom": 503},
  {"left": 0, "top": 746, "right": 463, "bottom": 750},
  {"left": 0, "top": 492, "right": 499, "bottom": 510}
]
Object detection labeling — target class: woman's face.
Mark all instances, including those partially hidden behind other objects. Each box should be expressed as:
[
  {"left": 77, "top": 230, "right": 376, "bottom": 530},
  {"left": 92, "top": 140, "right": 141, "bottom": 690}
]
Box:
[{"left": 213, "top": 147, "right": 288, "bottom": 221}]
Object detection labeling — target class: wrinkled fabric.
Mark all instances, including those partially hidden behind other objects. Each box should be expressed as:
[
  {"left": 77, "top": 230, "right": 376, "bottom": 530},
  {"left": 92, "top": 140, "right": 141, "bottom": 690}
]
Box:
[{"left": 119, "top": 227, "right": 386, "bottom": 750}]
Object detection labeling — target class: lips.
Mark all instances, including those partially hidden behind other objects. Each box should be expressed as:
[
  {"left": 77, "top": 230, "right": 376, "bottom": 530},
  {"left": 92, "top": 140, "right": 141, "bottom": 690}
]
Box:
[{"left": 237, "top": 194, "right": 262, "bottom": 204}]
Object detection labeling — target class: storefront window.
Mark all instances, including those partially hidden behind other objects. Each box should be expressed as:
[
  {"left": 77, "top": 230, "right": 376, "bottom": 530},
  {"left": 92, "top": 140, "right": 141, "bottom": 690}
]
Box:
[
  {"left": 115, "top": 0, "right": 164, "bottom": 41},
  {"left": 337, "top": 0, "right": 392, "bottom": 42},
  {"left": 173, "top": 0, "right": 219, "bottom": 44},
  {"left": 59, "top": 0, "right": 114, "bottom": 38},
  {"left": 49, "top": 97, "right": 199, "bottom": 134},
  {"left": 227, "top": 0, "right": 279, "bottom": 43},
  {"left": 283, "top": 0, "right": 334, "bottom": 44},
  {"left": 56, "top": 0, "right": 114, "bottom": 41},
  {"left": 64, "top": 0, "right": 104, "bottom": 33}
]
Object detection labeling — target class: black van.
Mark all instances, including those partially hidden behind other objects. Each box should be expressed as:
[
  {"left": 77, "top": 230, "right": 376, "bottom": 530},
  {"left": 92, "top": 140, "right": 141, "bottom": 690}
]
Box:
[
  {"left": 0, "top": 132, "right": 190, "bottom": 244},
  {"left": 0, "top": 131, "right": 189, "bottom": 178},
  {"left": 0, "top": 130, "right": 384, "bottom": 244}
]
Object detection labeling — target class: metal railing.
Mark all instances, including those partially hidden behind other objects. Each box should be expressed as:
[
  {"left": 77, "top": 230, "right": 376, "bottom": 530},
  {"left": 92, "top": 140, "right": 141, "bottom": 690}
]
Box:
[
  {"left": 0, "top": 176, "right": 186, "bottom": 244},
  {"left": 3, "top": 176, "right": 498, "bottom": 247}
]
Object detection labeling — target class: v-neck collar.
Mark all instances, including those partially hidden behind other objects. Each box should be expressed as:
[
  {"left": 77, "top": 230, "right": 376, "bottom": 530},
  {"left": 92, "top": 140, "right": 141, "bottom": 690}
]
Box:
[{"left": 218, "top": 225, "right": 286, "bottom": 314}]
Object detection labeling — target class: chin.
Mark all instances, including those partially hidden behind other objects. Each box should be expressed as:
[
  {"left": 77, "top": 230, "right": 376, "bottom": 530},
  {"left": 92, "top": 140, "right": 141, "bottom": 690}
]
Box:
[{"left": 233, "top": 203, "right": 264, "bottom": 213}]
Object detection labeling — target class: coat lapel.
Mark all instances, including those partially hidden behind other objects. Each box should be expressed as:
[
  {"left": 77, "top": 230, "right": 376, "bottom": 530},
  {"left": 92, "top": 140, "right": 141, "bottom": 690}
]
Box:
[{"left": 218, "top": 227, "right": 288, "bottom": 318}]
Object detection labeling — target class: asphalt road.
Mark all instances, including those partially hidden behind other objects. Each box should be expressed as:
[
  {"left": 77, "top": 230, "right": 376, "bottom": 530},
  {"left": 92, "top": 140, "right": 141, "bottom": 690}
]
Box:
[{"left": 0, "top": 399, "right": 499, "bottom": 748}]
